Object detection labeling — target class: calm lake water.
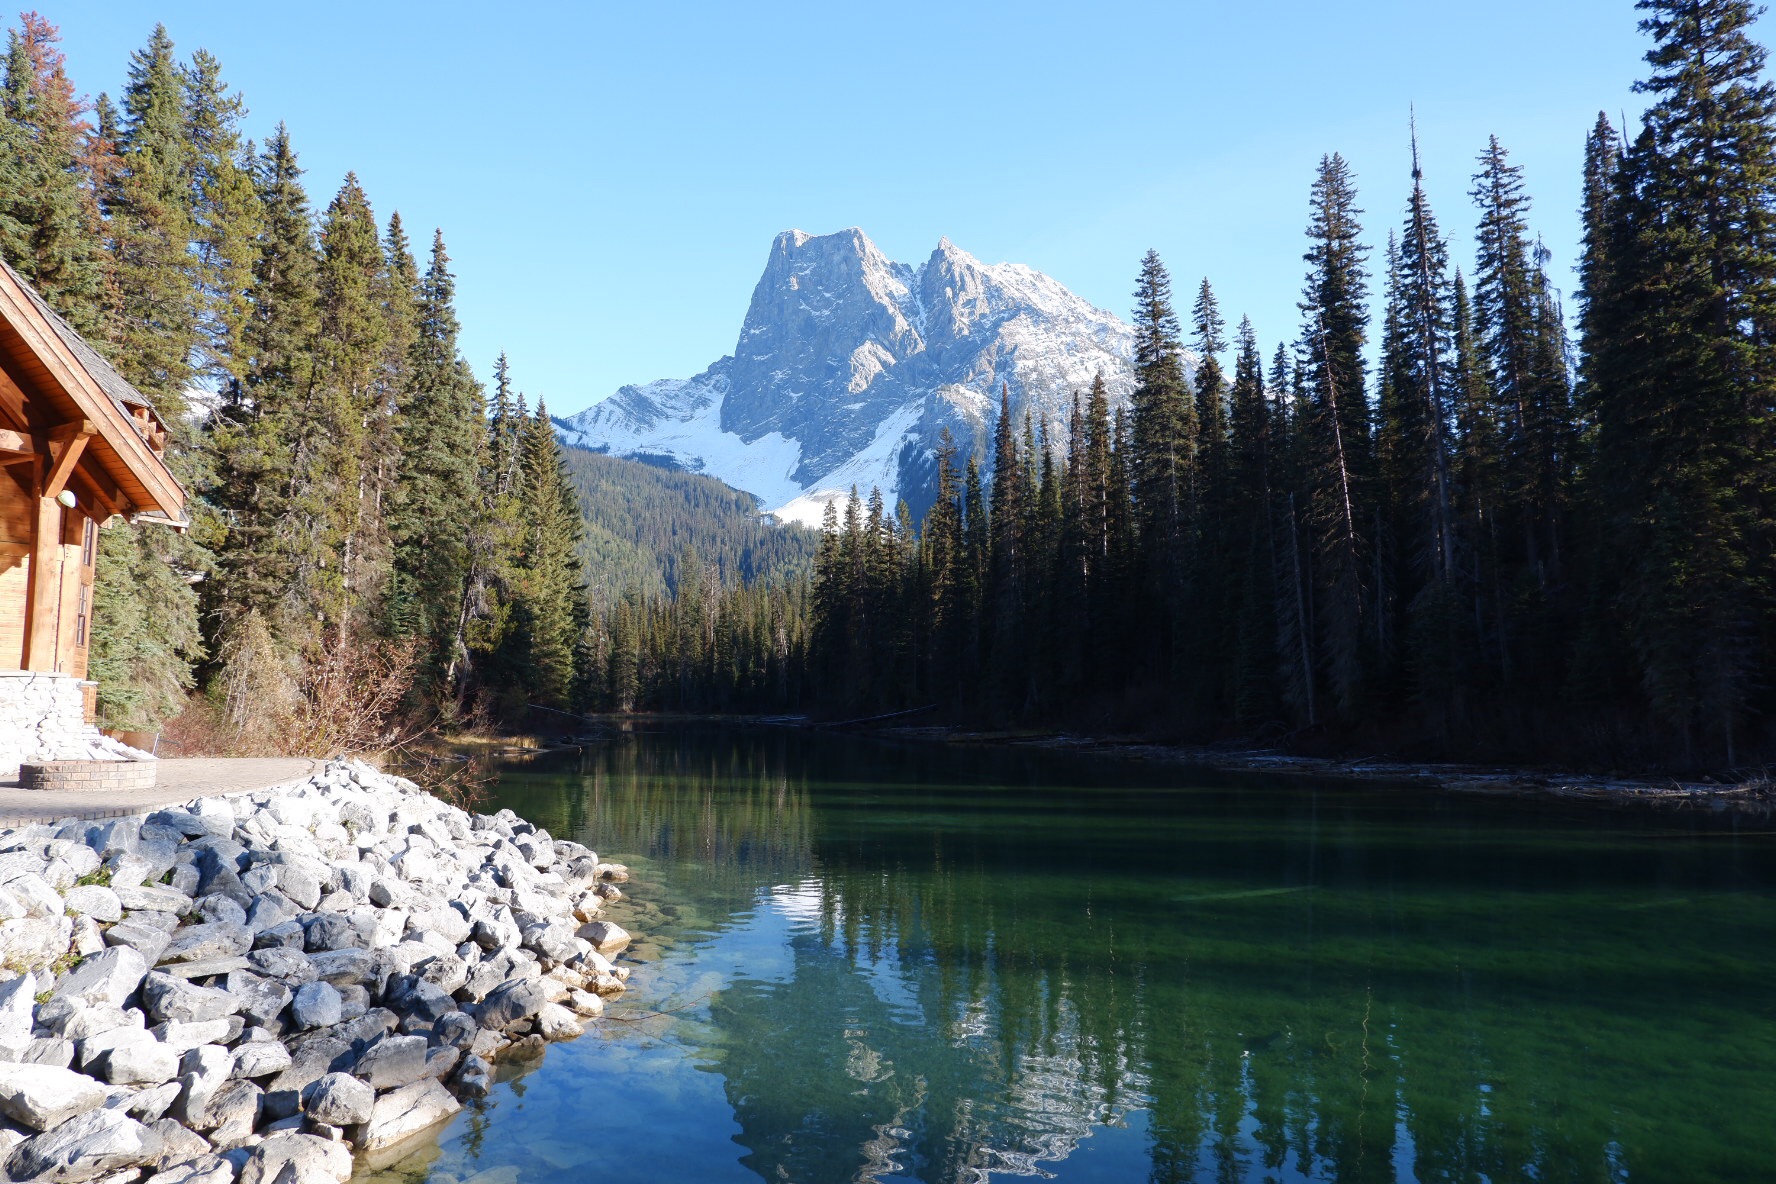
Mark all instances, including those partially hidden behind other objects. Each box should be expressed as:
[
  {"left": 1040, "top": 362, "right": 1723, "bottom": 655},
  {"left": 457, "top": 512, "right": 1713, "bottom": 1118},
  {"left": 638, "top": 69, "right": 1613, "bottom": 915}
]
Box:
[{"left": 356, "top": 724, "right": 1776, "bottom": 1184}]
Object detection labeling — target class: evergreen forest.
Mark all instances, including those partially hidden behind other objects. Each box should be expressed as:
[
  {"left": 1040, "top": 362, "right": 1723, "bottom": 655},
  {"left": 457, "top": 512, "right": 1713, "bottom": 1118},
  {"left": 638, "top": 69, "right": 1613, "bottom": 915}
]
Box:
[
  {"left": 0, "top": 17, "right": 601, "bottom": 741},
  {"left": 672, "top": 0, "right": 1776, "bottom": 771}
]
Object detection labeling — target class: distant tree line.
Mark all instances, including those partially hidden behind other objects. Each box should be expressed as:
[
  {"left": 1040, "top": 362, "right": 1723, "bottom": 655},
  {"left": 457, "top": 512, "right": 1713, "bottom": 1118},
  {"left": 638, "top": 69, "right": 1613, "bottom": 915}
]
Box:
[
  {"left": 666, "top": 0, "right": 1776, "bottom": 770},
  {"left": 0, "top": 18, "right": 590, "bottom": 738}
]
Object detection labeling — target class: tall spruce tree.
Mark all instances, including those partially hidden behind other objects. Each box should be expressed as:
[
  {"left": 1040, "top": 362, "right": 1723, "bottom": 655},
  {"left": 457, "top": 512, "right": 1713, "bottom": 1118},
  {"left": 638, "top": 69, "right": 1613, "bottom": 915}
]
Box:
[
  {"left": 0, "top": 15, "right": 103, "bottom": 333},
  {"left": 1298, "top": 153, "right": 1372, "bottom": 716},
  {"left": 390, "top": 230, "right": 485, "bottom": 699},
  {"left": 1585, "top": 0, "right": 1776, "bottom": 760}
]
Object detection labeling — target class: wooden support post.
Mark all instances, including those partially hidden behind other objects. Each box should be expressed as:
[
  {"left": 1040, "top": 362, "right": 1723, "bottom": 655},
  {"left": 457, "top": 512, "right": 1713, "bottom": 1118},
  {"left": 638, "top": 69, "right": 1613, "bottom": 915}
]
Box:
[
  {"left": 23, "top": 421, "right": 95, "bottom": 672},
  {"left": 24, "top": 493, "right": 62, "bottom": 671}
]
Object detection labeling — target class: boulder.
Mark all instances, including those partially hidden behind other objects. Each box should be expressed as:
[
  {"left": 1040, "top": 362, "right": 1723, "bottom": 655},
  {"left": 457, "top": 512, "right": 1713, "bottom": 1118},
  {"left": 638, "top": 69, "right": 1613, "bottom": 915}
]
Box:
[
  {"left": 245, "top": 946, "right": 315, "bottom": 984},
  {"left": 193, "top": 894, "right": 246, "bottom": 928},
  {"left": 111, "top": 885, "right": 192, "bottom": 915},
  {"left": 141, "top": 975, "right": 238, "bottom": 1025},
  {"left": 262, "top": 1038, "right": 353, "bottom": 1120},
  {"left": 143, "top": 1156, "right": 235, "bottom": 1184},
  {"left": 143, "top": 1118, "right": 211, "bottom": 1166},
  {"left": 0, "top": 1064, "right": 108, "bottom": 1130},
  {"left": 0, "top": 973, "right": 37, "bottom": 1057},
  {"left": 90, "top": 1041, "right": 181, "bottom": 1086},
  {"left": 453, "top": 1054, "right": 492, "bottom": 1099},
  {"left": 353, "top": 1035, "right": 427, "bottom": 1091},
  {"left": 158, "top": 956, "right": 251, "bottom": 981},
  {"left": 59, "top": 1004, "right": 142, "bottom": 1043},
  {"left": 290, "top": 982, "right": 341, "bottom": 1031},
  {"left": 350, "top": 1079, "right": 460, "bottom": 1151},
  {"left": 73, "top": 1024, "right": 152, "bottom": 1072},
  {"left": 22, "top": 1036, "right": 75, "bottom": 1068},
  {"left": 223, "top": 971, "right": 291, "bottom": 1029},
  {"left": 474, "top": 978, "right": 549, "bottom": 1031},
  {"left": 405, "top": 907, "right": 470, "bottom": 946},
  {"left": 228, "top": 1041, "right": 291, "bottom": 1080},
  {"left": 51, "top": 948, "right": 147, "bottom": 1009},
  {"left": 533, "top": 1002, "right": 584, "bottom": 1041},
  {"left": 300, "top": 915, "right": 359, "bottom": 954},
  {"left": 254, "top": 920, "right": 306, "bottom": 950},
  {"left": 159, "top": 923, "right": 253, "bottom": 964},
  {"left": 122, "top": 1082, "right": 181, "bottom": 1123},
  {"left": 305, "top": 948, "right": 377, "bottom": 989},
  {"left": 236, "top": 1132, "right": 352, "bottom": 1184},
  {"left": 148, "top": 1019, "right": 234, "bottom": 1054},
  {"left": 191, "top": 1080, "right": 260, "bottom": 1145},
  {"left": 299, "top": 1073, "right": 372, "bottom": 1126},
  {"left": 60, "top": 886, "right": 122, "bottom": 924},
  {"left": 575, "top": 920, "right": 630, "bottom": 953},
  {"left": 67, "top": 917, "right": 103, "bottom": 958},
  {"left": 100, "top": 920, "right": 171, "bottom": 967},
  {"left": 0, "top": 915, "right": 74, "bottom": 969},
  {"left": 4, "top": 1107, "right": 163, "bottom": 1182},
  {"left": 171, "top": 1046, "right": 233, "bottom": 1126}
]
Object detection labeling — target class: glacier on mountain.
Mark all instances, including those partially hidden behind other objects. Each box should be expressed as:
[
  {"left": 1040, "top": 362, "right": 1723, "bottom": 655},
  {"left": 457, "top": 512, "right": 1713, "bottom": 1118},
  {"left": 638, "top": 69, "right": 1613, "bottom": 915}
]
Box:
[{"left": 556, "top": 227, "right": 1161, "bottom": 527}]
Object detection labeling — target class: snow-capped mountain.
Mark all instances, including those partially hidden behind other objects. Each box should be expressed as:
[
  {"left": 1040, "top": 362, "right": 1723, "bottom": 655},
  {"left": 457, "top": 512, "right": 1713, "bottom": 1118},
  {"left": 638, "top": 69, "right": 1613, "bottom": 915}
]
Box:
[{"left": 557, "top": 228, "right": 1153, "bottom": 526}]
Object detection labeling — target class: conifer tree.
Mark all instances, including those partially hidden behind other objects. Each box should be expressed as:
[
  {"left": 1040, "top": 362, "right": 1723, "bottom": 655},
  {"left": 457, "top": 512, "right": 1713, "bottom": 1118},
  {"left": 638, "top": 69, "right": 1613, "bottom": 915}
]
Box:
[
  {"left": 1128, "top": 250, "right": 1195, "bottom": 685},
  {"left": 208, "top": 124, "right": 318, "bottom": 641},
  {"left": 1585, "top": 0, "right": 1776, "bottom": 759},
  {"left": 308, "top": 173, "right": 389, "bottom": 628},
  {"left": 1298, "top": 152, "right": 1372, "bottom": 715},
  {"left": 181, "top": 47, "right": 259, "bottom": 386},
  {"left": 0, "top": 15, "right": 103, "bottom": 333},
  {"left": 390, "top": 230, "right": 485, "bottom": 697}
]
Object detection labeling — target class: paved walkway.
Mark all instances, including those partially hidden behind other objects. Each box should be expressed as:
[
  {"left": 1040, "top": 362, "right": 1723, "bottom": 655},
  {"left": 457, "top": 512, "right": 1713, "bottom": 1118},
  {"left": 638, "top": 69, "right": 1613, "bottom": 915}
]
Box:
[{"left": 0, "top": 757, "right": 322, "bottom": 826}]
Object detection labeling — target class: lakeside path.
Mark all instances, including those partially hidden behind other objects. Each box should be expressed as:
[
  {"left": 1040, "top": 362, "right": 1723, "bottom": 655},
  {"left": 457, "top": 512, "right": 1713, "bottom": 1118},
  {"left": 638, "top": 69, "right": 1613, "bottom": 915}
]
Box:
[
  {"left": 0, "top": 757, "right": 322, "bottom": 824},
  {"left": 863, "top": 726, "right": 1776, "bottom": 813}
]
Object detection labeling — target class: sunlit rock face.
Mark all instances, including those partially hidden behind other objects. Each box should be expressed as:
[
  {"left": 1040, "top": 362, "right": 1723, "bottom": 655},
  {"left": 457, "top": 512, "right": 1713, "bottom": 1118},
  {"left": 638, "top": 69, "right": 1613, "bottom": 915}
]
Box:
[{"left": 557, "top": 228, "right": 1168, "bottom": 526}]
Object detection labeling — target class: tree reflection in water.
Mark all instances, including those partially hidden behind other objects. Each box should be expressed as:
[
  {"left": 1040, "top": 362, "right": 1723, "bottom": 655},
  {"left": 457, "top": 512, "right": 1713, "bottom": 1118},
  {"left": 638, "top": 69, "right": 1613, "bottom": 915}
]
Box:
[{"left": 465, "top": 725, "right": 1776, "bottom": 1184}]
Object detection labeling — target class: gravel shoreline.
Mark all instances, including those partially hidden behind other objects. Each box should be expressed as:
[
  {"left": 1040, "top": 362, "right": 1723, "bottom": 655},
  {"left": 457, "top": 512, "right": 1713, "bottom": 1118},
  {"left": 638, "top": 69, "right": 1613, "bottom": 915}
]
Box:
[{"left": 0, "top": 758, "right": 634, "bottom": 1183}]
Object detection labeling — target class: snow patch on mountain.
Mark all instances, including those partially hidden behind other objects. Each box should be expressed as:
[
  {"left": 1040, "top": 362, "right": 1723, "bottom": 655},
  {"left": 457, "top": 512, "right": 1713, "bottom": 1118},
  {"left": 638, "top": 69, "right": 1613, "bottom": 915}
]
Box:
[{"left": 559, "top": 227, "right": 1149, "bottom": 526}]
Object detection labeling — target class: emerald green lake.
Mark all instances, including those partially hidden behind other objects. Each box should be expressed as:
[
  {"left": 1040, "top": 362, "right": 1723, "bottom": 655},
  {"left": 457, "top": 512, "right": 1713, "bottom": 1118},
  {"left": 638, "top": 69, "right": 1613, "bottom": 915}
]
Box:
[{"left": 360, "top": 724, "right": 1776, "bottom": 1184}]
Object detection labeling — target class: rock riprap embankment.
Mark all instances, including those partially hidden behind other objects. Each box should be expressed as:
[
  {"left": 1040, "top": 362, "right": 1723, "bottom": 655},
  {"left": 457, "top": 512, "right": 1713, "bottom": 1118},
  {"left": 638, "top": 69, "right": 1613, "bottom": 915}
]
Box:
[{"left": 0, "top": 759, "right": 634, "bottom": 1183}]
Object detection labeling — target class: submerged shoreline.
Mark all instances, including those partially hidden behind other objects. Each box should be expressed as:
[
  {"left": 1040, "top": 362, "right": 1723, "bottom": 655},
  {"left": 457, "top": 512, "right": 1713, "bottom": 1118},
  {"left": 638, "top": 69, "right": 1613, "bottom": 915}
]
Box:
[
  {"left": 862, "top": 725, "right": 1776, "bottom": 812},
  {"left": 0, "top": 758, "right": 636, "bottom": 1183}
]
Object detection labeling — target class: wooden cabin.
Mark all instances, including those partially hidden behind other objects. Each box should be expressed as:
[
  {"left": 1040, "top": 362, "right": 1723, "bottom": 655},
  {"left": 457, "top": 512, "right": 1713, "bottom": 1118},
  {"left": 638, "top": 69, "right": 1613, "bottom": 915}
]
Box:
[{"left": 0, "top": 259, "right": 186, "bottom": 721}]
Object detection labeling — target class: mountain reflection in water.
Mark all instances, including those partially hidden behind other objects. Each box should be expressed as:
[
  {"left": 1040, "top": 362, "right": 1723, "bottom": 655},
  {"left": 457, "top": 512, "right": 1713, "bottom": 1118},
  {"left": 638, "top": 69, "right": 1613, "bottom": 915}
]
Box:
[{"left": 360, "top": 725, "right": 1776, "bottom": 1184}]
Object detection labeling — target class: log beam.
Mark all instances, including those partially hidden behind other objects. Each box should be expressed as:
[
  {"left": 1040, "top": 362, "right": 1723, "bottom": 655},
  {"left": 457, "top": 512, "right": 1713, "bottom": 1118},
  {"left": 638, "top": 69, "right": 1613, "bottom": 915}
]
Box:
[{"left": 24, "top": 493, "right": 62, "bottom": 671}]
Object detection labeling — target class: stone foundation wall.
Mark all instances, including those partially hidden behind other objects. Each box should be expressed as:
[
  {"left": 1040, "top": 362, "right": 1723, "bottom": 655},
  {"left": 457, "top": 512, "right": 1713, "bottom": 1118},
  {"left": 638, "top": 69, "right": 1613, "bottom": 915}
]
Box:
[{"left": 0, "top": 672, "right": 94, "bottom": 782}]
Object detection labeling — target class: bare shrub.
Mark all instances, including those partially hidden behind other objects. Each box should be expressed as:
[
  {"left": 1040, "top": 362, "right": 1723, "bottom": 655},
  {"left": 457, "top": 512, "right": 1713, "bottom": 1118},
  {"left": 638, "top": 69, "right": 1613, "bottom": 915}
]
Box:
[
  {"left": 395, "top": 750, "right": 494, "bottom": 813},
  {"left": 213, "top": 610, "right": 304, "bottom": 755},
  {"left": 286, "top": 627, "right": 422, "bottom": 759}
]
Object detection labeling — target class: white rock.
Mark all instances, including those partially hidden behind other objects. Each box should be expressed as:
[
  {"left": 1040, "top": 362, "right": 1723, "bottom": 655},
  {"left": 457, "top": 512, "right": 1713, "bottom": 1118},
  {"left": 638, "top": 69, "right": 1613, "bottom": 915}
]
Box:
[
  {"left": 61, "top": 885, "right": 122, "bottom": 923},
  {"left": 0, "top": 1063, "right": 109, "bottom": 1130},
  {"left": 93, "top": 1041, "right": 181, "bottom": 1086},
  {"left": 52, "top": 947, "right": 147, "bottom": 1009},
  {"left": 351, "top": 1079, "right": 460, "bottom": 1151},
  {"left": 5, "top": 1106, "right": 163, "bottom": 1180},
  {"left": 533, "top": 1002, "right": 583, "bottom": 1041},
  {"left": 237, "top": 1132, "right": 353, "bottom": 1184},
  {"left": 575, "top": 921, "right": 630, "bottom": 953}
]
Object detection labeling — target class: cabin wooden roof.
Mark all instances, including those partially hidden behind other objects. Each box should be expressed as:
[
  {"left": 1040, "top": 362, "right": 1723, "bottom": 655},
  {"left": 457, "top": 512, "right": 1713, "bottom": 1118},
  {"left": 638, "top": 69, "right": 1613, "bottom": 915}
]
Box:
[{"left": 0, "top": 258, "right": 185, "bottom": 523}]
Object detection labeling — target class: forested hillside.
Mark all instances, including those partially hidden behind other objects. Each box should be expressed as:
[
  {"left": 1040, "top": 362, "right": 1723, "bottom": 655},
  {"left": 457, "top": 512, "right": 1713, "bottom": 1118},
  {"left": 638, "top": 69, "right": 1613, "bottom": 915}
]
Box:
[{"left": 558, "top": 445, "right": 818, "bottom": 603}]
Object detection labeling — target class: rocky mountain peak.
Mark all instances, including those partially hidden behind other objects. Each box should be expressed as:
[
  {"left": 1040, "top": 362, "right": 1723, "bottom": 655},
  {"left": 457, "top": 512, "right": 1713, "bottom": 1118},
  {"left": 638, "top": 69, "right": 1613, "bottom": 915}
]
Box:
[{"left": 558, "top": 228, "right": 1158, "bottom": 526}]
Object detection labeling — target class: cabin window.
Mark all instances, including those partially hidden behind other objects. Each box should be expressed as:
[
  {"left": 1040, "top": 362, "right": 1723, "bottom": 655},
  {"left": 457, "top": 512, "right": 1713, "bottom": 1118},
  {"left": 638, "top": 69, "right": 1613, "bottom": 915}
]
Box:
[
  {"left": 76, "top": 582, "right": 88, "bottom": 647},
  {"left": 81, "top": 517, "right": 94, "bottom": 567}
]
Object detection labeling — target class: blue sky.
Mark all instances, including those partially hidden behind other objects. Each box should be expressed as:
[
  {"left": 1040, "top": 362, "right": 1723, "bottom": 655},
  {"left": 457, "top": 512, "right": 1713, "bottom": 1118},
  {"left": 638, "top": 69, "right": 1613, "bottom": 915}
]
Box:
[{"left": 51, "top": 1, "right": 1669, "bottom": 417}]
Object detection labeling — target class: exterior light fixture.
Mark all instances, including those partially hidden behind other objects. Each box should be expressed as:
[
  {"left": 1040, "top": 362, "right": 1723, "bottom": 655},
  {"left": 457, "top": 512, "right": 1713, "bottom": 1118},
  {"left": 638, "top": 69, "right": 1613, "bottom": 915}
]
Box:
[{"left": 57, "top": 490, "right": 76, "bottom": 509}]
